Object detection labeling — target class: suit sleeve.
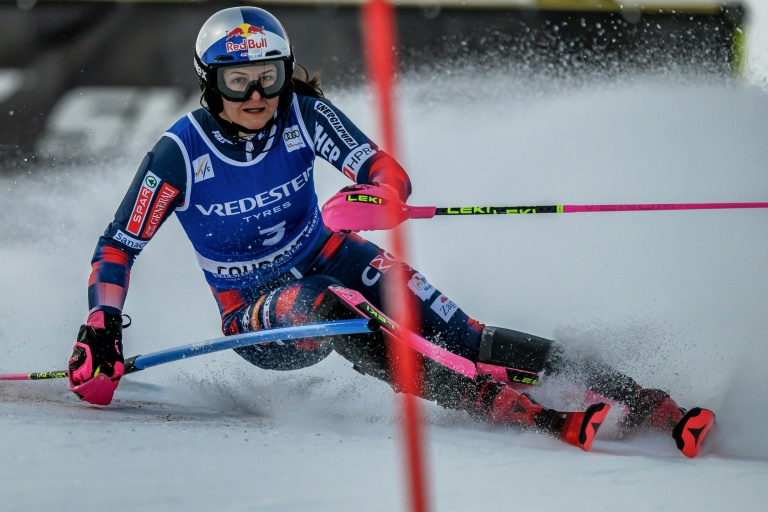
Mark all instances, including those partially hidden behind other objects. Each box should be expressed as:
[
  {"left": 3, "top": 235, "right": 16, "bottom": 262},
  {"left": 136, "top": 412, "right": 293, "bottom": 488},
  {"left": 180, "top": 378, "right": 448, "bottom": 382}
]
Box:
[
  {"left": 296, "top": 95, "right": 412, "bottom": 200},
  {"left": 89, "top": 137, "right": 187, "bottom": 315}
]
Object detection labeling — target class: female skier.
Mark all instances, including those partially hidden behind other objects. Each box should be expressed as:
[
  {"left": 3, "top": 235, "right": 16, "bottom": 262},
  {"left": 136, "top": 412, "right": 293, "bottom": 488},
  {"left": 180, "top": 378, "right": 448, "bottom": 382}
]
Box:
[{"left": 68, "top": 6, "right": 713, "bottom": 455}]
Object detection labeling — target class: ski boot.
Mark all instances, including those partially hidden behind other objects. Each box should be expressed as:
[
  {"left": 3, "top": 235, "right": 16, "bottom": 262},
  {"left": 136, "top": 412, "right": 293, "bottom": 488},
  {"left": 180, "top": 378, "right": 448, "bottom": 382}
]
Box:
[
  {"left": 622, "top": 387, "right": 715, "bottom": 457},
  {"left": 468, "top": 377, "right": 610, "bottom": 451},
  {"left": 673, "top": 408, "right": 716, "bottom": 458}
]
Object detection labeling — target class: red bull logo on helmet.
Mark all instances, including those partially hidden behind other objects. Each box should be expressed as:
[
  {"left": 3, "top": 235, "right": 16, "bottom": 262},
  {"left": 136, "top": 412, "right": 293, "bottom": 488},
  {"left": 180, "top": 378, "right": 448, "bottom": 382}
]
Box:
[{"left": 225, "top": 24, "right": 268, "bottom": 53}]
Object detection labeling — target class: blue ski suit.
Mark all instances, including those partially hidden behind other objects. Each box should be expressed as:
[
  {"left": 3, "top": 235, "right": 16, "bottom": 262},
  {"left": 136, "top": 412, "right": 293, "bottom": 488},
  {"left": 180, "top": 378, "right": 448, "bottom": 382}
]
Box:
[{"left": 89, "top": 93, "right": 484, "bottom": 371}]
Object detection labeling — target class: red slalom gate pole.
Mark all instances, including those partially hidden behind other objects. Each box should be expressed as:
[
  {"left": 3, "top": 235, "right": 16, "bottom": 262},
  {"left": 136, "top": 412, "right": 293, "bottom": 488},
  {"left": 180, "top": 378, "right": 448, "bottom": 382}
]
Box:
[{"left": 362, "top": 2, "right": 431, "bottom": 512}]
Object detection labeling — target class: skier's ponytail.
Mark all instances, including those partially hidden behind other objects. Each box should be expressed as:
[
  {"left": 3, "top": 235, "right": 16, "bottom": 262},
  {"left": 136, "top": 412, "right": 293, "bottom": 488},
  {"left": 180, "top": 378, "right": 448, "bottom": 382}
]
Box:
[{"left": 292, "top": 63, "right": 324, "bottom": 99}]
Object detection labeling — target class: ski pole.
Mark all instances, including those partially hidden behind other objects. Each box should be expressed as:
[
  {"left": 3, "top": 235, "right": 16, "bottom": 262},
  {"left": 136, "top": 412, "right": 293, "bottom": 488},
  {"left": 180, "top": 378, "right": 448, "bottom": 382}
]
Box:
[
  {"left": 404, "top": 201, "right": 768, "bottom": 219},
  {"left": 325, "top": 198, "right": 768, "bottom": 232},
  {"left": 0, "top": 318, "right": 378, "bottom": 381}
]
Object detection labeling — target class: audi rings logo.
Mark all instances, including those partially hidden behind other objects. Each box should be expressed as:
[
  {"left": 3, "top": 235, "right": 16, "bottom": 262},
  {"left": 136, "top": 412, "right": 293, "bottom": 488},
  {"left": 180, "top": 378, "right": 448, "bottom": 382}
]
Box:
[{"left": 283, "top": 125, "right": 306, "bottom": 152}]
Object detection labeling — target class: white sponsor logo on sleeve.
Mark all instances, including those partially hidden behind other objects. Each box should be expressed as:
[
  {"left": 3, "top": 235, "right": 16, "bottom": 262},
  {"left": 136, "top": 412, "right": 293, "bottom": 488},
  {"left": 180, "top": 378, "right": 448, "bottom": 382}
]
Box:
[
  {"left": 407, "top": 272, "right": 435, "bottom": 301},
  {"left": 314, "top": 102, "right": 358, "bottom": 149},
  {"left": 341, "top": 143, "right": 377, "bottom": 181},
  {"left": 430, "top": 294, "right": 459, "bottom": 322},
  {"left": 113, "top": 230, "right": 148, "bottom": 250}
]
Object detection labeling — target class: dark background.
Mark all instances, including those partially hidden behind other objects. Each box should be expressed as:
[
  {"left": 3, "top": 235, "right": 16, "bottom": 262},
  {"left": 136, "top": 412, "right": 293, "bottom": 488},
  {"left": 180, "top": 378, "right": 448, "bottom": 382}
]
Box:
[{"left": 0, "top": 0, "right": 746, "bottom": 168}]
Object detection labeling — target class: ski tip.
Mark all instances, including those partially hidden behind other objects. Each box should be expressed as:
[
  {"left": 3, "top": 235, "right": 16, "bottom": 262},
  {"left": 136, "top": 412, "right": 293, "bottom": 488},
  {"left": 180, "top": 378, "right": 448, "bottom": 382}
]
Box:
[
  {"left": 672, "top": 407, "right": 716, "bottom": 458},
  {"left": 579, "top": 402, "right": 611, "bottom": 451}
]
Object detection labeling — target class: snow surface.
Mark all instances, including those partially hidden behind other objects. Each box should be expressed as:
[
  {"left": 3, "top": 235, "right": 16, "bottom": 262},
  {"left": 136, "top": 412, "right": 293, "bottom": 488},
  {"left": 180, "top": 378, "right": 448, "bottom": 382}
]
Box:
[{"left": 3, "top": 6, "right": 768, "bottom": 511}]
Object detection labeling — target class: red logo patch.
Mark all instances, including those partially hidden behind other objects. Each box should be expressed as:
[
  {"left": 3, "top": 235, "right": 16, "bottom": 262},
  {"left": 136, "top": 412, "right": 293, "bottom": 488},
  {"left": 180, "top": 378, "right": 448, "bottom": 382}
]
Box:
[
  {"left": 141, "top": 183, "right": 179, "bottom": 239},
  {"left": 370, "top": 253, "right": 394, "bottom": 273},
  {"left": 126, "top": 176, "right": 159, "bottom": 235}
]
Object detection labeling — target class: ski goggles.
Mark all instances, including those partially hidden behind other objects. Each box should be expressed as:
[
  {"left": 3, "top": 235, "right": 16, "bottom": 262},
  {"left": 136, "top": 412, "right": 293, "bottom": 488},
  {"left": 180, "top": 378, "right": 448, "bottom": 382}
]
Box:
[{"left": 214, "top": 59, "right": 290, "bottom": 101}]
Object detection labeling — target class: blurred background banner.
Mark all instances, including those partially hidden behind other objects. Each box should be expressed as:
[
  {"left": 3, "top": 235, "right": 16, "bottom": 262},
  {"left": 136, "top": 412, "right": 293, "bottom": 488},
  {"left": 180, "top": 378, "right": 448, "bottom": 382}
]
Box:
[{"left": 0, "top": 0, "right": 746, "bottom": 167}]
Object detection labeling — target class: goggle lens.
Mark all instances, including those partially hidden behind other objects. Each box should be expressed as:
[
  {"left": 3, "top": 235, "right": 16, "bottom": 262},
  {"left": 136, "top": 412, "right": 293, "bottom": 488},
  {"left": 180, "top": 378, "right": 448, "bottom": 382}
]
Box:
[{"left": 215, "top": 60, "right": 287, "bottom": 101}]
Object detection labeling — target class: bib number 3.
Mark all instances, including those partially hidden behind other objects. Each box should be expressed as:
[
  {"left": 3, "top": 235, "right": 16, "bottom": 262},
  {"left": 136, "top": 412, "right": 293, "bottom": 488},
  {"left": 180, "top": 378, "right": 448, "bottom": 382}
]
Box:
[{"left": 260, "top": 221, "right": 286, "bottom": 246}]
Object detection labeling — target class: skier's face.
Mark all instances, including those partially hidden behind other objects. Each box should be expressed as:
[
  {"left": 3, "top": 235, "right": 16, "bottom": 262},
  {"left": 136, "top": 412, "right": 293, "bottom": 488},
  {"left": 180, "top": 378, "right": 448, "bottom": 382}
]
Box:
[{"left": 218, "top": 63, "right": 280, "bottom": 131}]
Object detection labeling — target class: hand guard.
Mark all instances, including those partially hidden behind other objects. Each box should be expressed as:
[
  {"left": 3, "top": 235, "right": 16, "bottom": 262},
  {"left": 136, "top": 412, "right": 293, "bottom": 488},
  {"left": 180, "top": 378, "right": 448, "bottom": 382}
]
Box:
[
  {"left": 68, "top": 311, "right": 125, "bottom": 406},
  {"left": 321, "top": 183, "right": 409, "bottom": 233}
]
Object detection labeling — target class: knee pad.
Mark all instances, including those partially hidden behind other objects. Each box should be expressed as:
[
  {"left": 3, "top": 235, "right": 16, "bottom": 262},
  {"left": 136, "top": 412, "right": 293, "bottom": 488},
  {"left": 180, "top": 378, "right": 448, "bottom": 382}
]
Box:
[
  {"left": 239, "top": 275, "right": 342, "bottom": 332},
  {"left": 233, "top": 275, "right": 342, "bottom": 371}
]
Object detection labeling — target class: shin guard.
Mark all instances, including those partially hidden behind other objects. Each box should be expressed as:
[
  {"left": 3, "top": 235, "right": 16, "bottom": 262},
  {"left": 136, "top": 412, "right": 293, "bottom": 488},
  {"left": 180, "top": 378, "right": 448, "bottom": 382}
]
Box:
[{"left": 475, "top": 326, "right": 555, "bottom": 389}]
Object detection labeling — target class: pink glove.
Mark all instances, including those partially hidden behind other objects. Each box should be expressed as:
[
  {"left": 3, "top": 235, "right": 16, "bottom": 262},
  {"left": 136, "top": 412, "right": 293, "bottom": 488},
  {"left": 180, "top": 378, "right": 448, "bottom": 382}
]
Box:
[
  {"left": 321, "top": 184, "right": 411, "bottom": 232},
  {"left": 68, "top": 311, "right": 125, "bottom": 406}
]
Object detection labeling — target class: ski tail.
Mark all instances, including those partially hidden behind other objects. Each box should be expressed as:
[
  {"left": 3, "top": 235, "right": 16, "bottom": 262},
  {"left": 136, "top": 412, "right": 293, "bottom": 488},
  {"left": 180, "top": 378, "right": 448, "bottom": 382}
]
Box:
[
  {"left": 537, "top": 402, "right": 611, "bottom": 451},
  {"left": 569, "top": 403, "right": 611, "bottom": 451},
  {"left": 672, "top": 407, "right": 716, "bottom": 458}
]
